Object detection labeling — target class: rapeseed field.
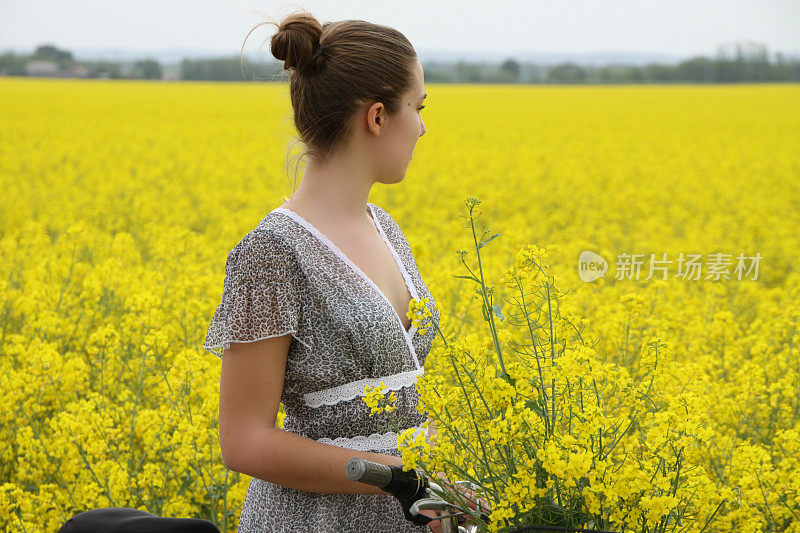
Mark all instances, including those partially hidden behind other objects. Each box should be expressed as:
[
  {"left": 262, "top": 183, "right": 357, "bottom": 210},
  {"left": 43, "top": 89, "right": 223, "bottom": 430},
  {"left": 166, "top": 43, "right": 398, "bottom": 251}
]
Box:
[{"left": 1, "top": 77, "right": 798, "bottom": 531}]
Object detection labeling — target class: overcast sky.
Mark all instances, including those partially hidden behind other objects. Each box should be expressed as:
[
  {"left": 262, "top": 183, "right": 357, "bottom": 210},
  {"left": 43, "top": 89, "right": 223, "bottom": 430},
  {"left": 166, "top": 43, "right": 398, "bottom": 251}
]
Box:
[{"left": 1, "top": 0, "right": 798, "bottom": 59}]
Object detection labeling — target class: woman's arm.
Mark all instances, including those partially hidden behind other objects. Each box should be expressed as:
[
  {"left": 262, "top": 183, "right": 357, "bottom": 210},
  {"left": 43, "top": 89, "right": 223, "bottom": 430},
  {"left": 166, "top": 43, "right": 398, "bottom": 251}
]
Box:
[
  {"left": 229, "top": 425, "right": 404, "bottom": 494},
  {"left": 218, "top": 333, "right": 403, "bottom": 494}
]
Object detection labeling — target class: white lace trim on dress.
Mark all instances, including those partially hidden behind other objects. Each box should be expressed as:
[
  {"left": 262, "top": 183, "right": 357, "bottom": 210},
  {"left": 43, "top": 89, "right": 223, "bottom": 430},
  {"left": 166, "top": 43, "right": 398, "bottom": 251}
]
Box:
[
  {"left": 367, "top": 203, "right": 423, "bottom": 368},
  {"left": 303, "top": 367, "right": 424, "bottom": 408},
  {"left": 369, "top": 204, "right": 420, "bottom": 304},
  {"left": 316, "top": 425, "right": 427, "bottom": 451}
]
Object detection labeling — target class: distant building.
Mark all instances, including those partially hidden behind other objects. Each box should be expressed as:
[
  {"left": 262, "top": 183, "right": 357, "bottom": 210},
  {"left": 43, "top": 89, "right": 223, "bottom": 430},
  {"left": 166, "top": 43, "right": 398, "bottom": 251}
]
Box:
[
  {"left": 68, "top": 64, "right": 91, "bottom": 77},
  {"left": 25, "top": 60, "right": 60, "bottom": 76},
  {"left": 22, "top": 60, "right": 93, "bottom": 78}
]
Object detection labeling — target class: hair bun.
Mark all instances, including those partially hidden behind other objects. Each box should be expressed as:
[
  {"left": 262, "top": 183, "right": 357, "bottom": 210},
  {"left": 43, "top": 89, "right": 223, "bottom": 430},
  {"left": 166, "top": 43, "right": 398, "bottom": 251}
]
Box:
[{"left": 270, "top": 12, "right": 323, "bottom": 72}]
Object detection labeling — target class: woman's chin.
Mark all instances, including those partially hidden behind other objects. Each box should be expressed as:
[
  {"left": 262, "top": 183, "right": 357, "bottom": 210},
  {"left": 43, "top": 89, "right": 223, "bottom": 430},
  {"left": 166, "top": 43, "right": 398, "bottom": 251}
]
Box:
[{"left": 376, "top": 171, "right": 407, "bottom": 185}]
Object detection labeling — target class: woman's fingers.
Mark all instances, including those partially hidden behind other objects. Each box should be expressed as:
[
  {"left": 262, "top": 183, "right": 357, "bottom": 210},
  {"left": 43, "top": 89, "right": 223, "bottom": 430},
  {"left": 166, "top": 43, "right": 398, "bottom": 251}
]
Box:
[
  {"left": 461, "top": 488, "right": 491, "bottom": 513},
  {"left": 431, "top": 474, "right": 491, "bottom": 516},
  {"left": 418, "top": 509, "right": 443, "bottom": 533}
]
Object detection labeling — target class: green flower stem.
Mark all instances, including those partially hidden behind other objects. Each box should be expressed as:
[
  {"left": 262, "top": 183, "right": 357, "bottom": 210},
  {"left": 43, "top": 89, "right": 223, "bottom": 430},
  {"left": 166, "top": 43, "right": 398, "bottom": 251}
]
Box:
[
  {"left": 466, "top": 203, "right": 509, "bottom": 382},
  {"left": 449, "top": 351, "right": 501, "bottom": 506},
  {"left": 516, "top": 281, "right": 551, "bottom": 436}
]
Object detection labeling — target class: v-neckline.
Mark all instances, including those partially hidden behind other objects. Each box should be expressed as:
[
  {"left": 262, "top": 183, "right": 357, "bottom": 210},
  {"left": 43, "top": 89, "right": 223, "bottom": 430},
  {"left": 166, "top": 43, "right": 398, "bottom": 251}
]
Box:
[{"left": 272, "top": 202, "right": 420, "bottom": 343}]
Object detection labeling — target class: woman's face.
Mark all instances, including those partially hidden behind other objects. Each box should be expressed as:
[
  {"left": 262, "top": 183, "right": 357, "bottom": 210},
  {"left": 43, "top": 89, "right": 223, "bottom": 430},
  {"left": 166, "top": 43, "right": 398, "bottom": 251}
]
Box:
[{"left": 372, "top": 59, "right": 426, "bottom": 183}]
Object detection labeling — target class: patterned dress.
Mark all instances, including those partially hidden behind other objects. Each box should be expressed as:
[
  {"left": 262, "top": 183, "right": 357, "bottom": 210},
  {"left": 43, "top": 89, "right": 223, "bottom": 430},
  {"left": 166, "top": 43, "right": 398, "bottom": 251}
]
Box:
[{"left": 202, "top": 202, "right": 440, "bottom": 532}]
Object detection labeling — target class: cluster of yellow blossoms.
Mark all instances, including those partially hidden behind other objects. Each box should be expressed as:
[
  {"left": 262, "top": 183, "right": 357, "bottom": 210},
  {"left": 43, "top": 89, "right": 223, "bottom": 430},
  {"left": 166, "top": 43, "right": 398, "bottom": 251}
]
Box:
[
  {"left": 397, "top": 199, "right": 739, "bottom": 533},
  {"left": 406, "top": 296, "right": 434, "bottom": 335},
  {"left": 362, "top": 382, "right": 398, "bottom": 416}
]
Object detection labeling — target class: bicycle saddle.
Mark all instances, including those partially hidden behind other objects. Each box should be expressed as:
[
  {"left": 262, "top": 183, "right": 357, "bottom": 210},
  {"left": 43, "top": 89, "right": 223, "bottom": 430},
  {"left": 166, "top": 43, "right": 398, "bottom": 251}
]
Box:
[{"left": 58, "top": 507, "right": 220, "bottom": 533}]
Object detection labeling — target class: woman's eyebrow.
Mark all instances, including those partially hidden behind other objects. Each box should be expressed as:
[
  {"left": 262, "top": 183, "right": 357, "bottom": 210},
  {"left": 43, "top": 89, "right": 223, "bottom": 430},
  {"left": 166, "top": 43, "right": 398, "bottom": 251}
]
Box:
[{"left": 419, "top": 93, "right": 427, "bottom": 102}]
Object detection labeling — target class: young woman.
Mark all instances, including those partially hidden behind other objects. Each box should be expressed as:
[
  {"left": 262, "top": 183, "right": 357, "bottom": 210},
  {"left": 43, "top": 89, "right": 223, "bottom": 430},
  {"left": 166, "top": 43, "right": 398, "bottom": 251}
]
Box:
[{"left": 202, "top": 11, "right": 451, "bottom": 533}]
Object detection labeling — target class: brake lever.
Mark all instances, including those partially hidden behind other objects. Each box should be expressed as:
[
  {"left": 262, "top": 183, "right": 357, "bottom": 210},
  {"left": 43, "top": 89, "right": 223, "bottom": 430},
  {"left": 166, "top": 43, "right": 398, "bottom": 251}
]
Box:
[{"left": 410, "top": 497, "right": 460, "bottom": 515}]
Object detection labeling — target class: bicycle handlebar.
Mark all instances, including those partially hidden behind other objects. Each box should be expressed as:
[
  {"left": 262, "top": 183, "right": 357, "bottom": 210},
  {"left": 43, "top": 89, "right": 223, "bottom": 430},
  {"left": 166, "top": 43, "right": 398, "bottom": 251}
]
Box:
[{"left": 345, "top": 457, "right": 433, "bottom": 526}]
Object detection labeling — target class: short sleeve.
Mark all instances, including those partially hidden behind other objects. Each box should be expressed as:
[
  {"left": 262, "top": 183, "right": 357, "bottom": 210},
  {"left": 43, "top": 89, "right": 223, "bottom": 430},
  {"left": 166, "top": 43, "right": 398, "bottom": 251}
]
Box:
[{"left": 202, "top": 229, "right": 311, "bottom": 358}]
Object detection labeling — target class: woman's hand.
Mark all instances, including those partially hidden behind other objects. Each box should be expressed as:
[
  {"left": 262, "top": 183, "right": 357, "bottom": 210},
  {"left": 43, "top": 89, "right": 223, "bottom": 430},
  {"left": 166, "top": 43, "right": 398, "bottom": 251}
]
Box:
[
  {"left": 431, "top": 472, "right": 491, "bottom": 518},
  {"left": 415, "top": 473, "right": 491, "bottom": 532},
  {"left": 416, "top": 473, "right": 491, "bottom": 532},
  {"left": 418, "top": 509, "right": 443, "bottom": 533}
]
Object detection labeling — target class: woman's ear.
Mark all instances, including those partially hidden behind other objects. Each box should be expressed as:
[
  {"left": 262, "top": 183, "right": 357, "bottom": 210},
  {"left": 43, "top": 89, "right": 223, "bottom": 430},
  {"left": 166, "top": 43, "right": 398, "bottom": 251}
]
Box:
[{"left": 367, "top": 102, "right": 385, "bottom": 135}]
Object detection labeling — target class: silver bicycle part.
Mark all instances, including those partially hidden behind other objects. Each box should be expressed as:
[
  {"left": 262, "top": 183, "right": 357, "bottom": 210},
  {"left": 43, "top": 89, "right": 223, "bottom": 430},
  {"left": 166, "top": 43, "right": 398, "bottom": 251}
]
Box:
[{"left": 408, "top": 481, "right": 487, "bottom": 533}]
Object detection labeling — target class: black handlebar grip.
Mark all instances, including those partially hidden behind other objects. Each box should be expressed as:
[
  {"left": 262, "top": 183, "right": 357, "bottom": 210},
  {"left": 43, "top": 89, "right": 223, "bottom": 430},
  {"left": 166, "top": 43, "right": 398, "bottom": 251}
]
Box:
[
  {"left": 345, "top": 457, "right": 432, "bottom": 527},
  {"left": 345, "top": 457, "right": 393, "bottom": 489}
]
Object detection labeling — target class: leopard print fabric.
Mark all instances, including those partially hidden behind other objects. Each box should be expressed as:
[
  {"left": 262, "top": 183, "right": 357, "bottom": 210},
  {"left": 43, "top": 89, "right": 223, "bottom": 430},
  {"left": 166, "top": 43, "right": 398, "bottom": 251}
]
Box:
[{"left": 203, "top": 202, "right": 440, "bottom": 532}]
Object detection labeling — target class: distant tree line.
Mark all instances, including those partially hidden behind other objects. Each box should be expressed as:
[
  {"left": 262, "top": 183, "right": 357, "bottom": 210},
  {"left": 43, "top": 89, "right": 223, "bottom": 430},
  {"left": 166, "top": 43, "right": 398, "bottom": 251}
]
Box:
[
  {"left": 0, "top": 44, "right": 162, "bottom": 79},
  {"left": 2, "top": 42, "right": 798, "bottom": 83}
]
